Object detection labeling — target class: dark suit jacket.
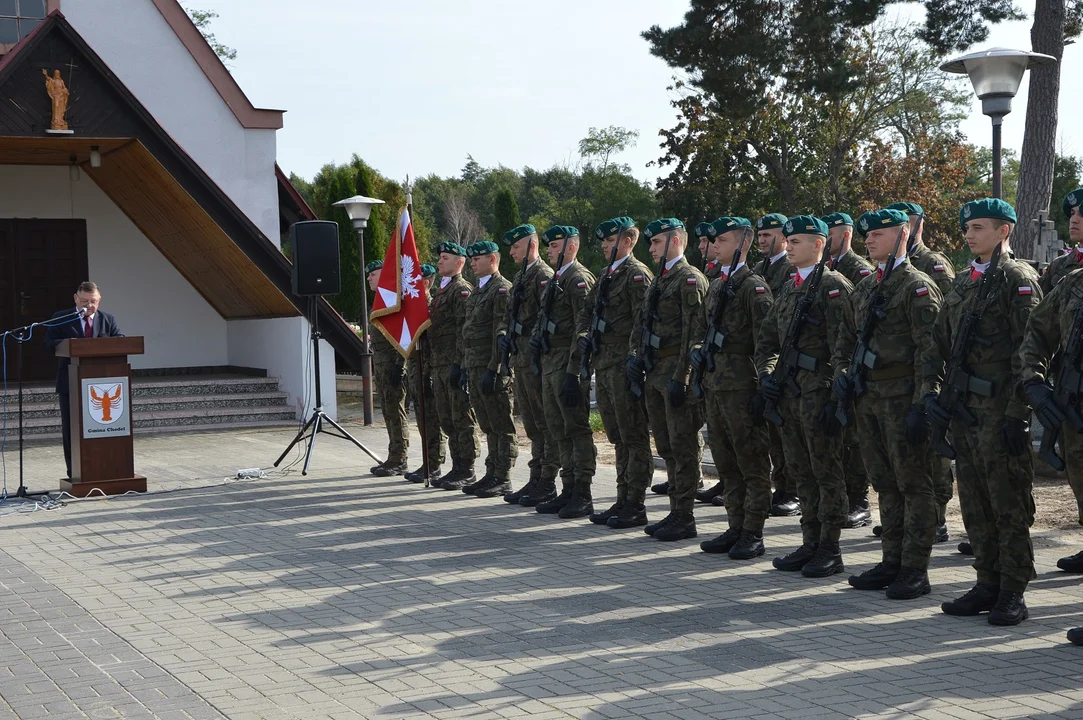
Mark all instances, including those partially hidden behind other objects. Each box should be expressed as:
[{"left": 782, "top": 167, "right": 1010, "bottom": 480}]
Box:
[{"left": 44, "top": 309, "right": 124, "bottom": 394}]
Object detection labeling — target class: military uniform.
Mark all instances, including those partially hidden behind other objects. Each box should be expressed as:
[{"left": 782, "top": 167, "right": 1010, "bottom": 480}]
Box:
[
  {"left": 833, "top": 209, "right": 942, "bottom": 599},
  {"left": 404, "top": 263, "right": 446, "bottom": 484},
  {"left": 756, "top": 216, "right": 852, "bottom": 575},
  {"left": 633, "top": 218, "right": 708, "bottom": 541},
  {"left": 926, "top": 199, "right": 1041, "bottom": 624},
  {"left": 576, "top": 217, "right": 653, "bottom": 527},
  {"left": 1041, "top": 247, "right": 1083, "bottom": 294},
  {"left": 459, "top": 242, "right": 518, "bottom": 498},
  {"left": 371, "top": 321, "right": 409, "bottom": 471},
  {"left": 531, "top": 225, "right": 597, "bottom": 518},
  {"left": 428, "top": 243, "right": 480, "bottom": 488},
  {"left": 694, "top": 246, "right": 727, "bottom": 505}
]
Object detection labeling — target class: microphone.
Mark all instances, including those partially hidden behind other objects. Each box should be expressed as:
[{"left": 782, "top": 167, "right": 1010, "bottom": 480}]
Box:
[{"left": 77, "top": 306, "right": 87, "bottom": 317}]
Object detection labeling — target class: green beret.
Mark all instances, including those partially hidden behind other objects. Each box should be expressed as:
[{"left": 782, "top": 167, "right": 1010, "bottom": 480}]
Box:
[
  {"left": 541, "top": 225, "right": 579, "bottom": 245},
  {"left": 1064, "top": 188, "right": 1083, "bottom": 219},
  {"left": 756, "top": 213, "right": 787, "bottom": 230},
  {"left": 822, "top": 212, "right": 853, "bottom": 228},
  {"left": 783, "top": 215, "right": 828, "bottom": 238},
  {"left": 501, "top": 223, "right": 536, "bottom": 246},
  {"left": 856, "top": 209, "right": 908, "bottom": 237},
  {"left": 887, "top": 202, "right": 924, "bottom": 217},
  {"left": 960, "top": 198, "right": 1017, "bottom": 231},
  {"left": 435, "top": 241, "right": 466, "bottom": 257},
  {"left": 595, "top": 216, "right": 636, "bottom": 240},
  {"left": 710, "top": 217, "right": 752, "bottom": 239},
  {"left": 694, "top": 222, "right": 714, "bottom": 239},
  {"left": 466, "top": 240, "right": 500, "bottom": 257},
  {"left": 364, "top": 260, "right": 383, "bottom": 274},
  {"left": 643, "top": 218, "right": 685, "bottom": 239},
  {"left": 420, "top": 263, "right": 436, "bottom": 278}
]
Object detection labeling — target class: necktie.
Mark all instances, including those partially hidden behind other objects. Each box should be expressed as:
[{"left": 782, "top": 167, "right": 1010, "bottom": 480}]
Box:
[
  {"left": 794, "top": 273, "right": 804, "bottom": 288},
  {"left": 720, "top": 272, "right": 728, "bottom": 282},
  {"left": 969, "top": 268, "right": 982, "bottom": 282},
  {"left": 84, "top": 318, "right": 93, "bottom": 338},
  {"left": 876, "top": 268, "right": 884, "bottom": 282},
  {"left": 706, "top": 261, "right": 717, "bottom": 273},
  {"left": 1075, "top": 248, "right": 1082, "bottom": 263}
]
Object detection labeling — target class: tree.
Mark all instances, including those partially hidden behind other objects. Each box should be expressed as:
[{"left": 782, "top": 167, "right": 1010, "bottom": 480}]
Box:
[
  {"left": 443, "top": 190, "right": 485, "bottom": 246},
  {"left": 578, "top": 126, "right": 640, "bottom": 174},
  {"left": 493, "top": 187, "right": 521, "bottom": 279},
  {"left": 184, "top": 7, "right": 237, "bottom": 61},
  {"left": 1051, "top": 152, "right": 1082, "bottom": 240}
]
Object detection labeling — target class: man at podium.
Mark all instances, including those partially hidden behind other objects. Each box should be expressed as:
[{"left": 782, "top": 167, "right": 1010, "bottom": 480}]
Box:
[{"left": 44, "top": 282, "right": 124, "bottom": 477}]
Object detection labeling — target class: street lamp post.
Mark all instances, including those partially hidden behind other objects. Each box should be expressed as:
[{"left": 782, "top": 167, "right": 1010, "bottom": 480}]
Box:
[
  {"left": 940, "top": 48, "right": 1056, "bottom": 199},
  {"left": 333, "top": 194, "right": 386, "bottom": 426}
]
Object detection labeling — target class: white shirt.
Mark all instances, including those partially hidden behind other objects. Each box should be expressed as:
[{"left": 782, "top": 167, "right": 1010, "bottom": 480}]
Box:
[
  {"left": 720, "top": 261, "right": 746, "bottom": 278},
  {"left": 477, "top": 274, "right": 492, "bottom": 288},
  {"left": 557, "top": 260, "right": 576, "bottom": 277},
  {"left": 877, "top": 256, "right": 908, "bottom": 272},
  {"left": 526, "top": 258, "right": 538, "bottom": 271},
  {"left": 796, "top": 265, "right": 814, "bottom": 280},
  {"left": 770, "top": 251, "right": 788, "bottom": 264},
  {"left": 665, "top": 255, "right": 684, "bottom": 271},
  {"left": 610, "top": 254, "right": 630, "bottom": 272},
  {"left": 971, "top": 259, "right": 991, "bottom": 274},
  {"left": 440, "top": 276, "right": 452, "bottom": 289}
]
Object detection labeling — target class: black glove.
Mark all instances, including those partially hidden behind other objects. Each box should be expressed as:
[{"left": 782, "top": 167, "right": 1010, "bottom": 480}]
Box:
[
  {"left": 748, "top": 392, "right": 767, "bottom": 424},
  {"left": 449, "top": 364, "right": 462, "bottom": 386},
  {"left": 999, "top": 416, "right": 1030, "bottom": 456},
  {"left": 481, "top": 369, "right": 498, "bottom": 396},
  {"left": 577, "top": 335, "right": 591, "bottom": 355},
  {"left": 760, "top": 374, "right": 781, "bottom": 404},
  {"left": 528, "top": 334, "right": 543, "bottom": 353},
  {"left": 924, "top": 393, "right": 951, "bottom": 429},
  {"left": 668, "top": 379, "right": 686, "bottom": 408},
  {"left": 690, "top": 346, "right": 707, "bottom": 373},
  {"left": 389, "top": 364, "right": 404, "bottom": 388},
  {"left": 561, "top": 373, "right": 583, "bottom": 407},
  {"left": 818, "top": 401, "right": 842, "bottom": 437},
  {"left": 458, "top": 369, "right": 469, "bottom": 393},
  {"left": 1025, "top": 381, "right": 1065, "bottom": 432},
  {"left": 905, "top": 404, "right": 929, "bottom": 445},
  {"left": 497, "top": 333, "right": 512, "bottom": 353},
  {"left": 832, "top": 374, "right": 853, "bottom": 403},
  {"left": 625, "top": 355, "right": 642, "bottom": 387}
]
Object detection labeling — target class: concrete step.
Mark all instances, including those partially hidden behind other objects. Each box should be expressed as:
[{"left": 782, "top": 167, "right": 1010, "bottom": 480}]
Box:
[
  {"left": 7, "top": 419, "right": 301, "bottom": 445},
  {"left": 2, "top": 405, "right": 299, "bottom": 437},
  {"left": 0, "top": 376, "right": 283, "bottom": 404},
  {"left": 0, "top": 392, "right": 291, "bottom": 420}
]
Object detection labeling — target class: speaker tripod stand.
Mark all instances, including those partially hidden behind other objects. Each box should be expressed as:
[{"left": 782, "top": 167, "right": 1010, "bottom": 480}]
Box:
[{"left": 274, "top": 298, "right": 382, "bottom": 475}]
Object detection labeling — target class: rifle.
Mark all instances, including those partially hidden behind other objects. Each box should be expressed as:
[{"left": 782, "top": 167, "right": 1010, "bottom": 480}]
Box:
[
  {"left": 758, "top": 235, "right": 777, "bottom": 278},
  {"left": 579, "top": 238, "right": 622, "bottom": 382},
  {"left": 906, "top": 215, "right": 924, "bottom": 256},
  {"left": 762, "top": 235, "right": 834, "bottom": 426},
  {"left": 1038, "top": 304, "right": 1083, "bottom": 470},
  {"left": 927, "top": 244, "right": 1004, "bottom": 458},
  {"left": 691, "top": 227, "right": 750, "bottom": 399},
  {"left": 835, "top": 226, "right": 907, "bottom": 427},
  {"left": 530, "top": 238, "right": 569, "bottom": 377},
  {"left": 628, "top": 233, "right": 673, "bottom": 398},
  {"left": 499, "top": 237, "right": 531, "bottom": 377}
]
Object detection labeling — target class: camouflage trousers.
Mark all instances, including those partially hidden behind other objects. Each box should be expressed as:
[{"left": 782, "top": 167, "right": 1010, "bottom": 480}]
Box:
[
  {"left": 842, "top": 426, "right": 869, "bottom": 498},
  {"left": 541, "top": 363, "right": 596, "bottom": 488},
  {"left": 706, "top": 388, "right": 772, "bottom": 533},
  {"left": 952, "top": 408, "right": 1036, "bottom": 593},
  {"left": 1063, "top": 426, "right": 1083, "bottom": 525},
  {"left": 595, "top": 361, "right": 652, "bottom": 503},
  {"left": 644, "top": 369, "right": 704, "bottom": 513},
  {"left": 512, "top": 366, "right": 559, "bottom": 481},
  {"left": 770, "top": 424, "right": 797, "bottom": 495},
  {"left": 375, "top": 359, "right": 408, "bottom": 465},
  {"left": 932, "top": 452, "right": 954, "bottom": 526},
  {"left": 467, "top": 367, "right": 518, "bottom": 481},
  {"left": 408, "top": 361, "right": 444, "bottom": 470},
  {"left": 856, "top": 395, "right": 936, "bottom": 570},
  {"left": 432, "top": 363, "right": 479, "bottom": 466},
  {"left": 779, "top": 387, "right": 847, "bottom": 544}
]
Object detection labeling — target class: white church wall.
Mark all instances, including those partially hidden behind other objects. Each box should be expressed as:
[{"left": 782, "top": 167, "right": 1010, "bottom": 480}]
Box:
[
  {"left": 0, "top": 165, "right": 229, "bottom": 370},
  {"left": 63, "top": 1, "right": 282, "bottom": 246}
]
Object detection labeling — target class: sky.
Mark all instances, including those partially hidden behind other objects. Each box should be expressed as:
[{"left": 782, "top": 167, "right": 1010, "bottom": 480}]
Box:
[{"left": 194, "top": 0, "right": 1081, "bottom": 186}]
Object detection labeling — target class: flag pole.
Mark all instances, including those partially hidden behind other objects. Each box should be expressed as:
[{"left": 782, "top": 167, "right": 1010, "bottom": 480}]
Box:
[{"left": 406, "top": 181, "right": 432, "bottom": 487}]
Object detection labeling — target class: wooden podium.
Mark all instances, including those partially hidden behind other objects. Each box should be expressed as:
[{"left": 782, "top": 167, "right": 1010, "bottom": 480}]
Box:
[{"left": 55, "top": 337, "right": 147, "bottom": 497}]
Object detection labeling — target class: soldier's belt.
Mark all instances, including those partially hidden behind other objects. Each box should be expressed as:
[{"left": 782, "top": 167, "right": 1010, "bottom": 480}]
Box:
[
  {"left": 950, "top": 361, "right": 1010, "bottom": 398},
  {"left": 781, "top": 347, "right": 825, "bottom": 373},
  {"left": 719, "top": 342, "right": 755, "bottom": 356},
  {"left": 867, "top": 364, "right": 914, "bottom": 382},
  {"left": 464, "top": 338, "right": 495, "bottom": 349},
  {"left": 547, "top": 337, "right": 573, "bottom": 349},
  {"left": 656, "top": 345, "right": 682, "bottom": 359}
]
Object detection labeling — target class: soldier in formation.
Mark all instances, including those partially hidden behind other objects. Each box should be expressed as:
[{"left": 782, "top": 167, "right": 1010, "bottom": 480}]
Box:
[
  {"left": 405, "top": 263, "right": 445, "bottom": 485},
  {"left": 367, "top": 259, "right": 409, "bottom": 477}
]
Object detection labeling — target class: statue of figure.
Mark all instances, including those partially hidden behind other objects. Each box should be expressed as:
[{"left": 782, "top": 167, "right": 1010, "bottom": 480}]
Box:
[{"left": 42, "top": 69, "right": 69, "bottom": 131}]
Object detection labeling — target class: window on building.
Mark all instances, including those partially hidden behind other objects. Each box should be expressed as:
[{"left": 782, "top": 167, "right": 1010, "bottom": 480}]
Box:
[{"left": 0, "top": 0, "right": 45, "bottom": 44}]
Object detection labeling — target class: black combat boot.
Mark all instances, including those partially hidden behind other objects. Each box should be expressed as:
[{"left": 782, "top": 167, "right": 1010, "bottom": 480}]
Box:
[
  {"left": 958, "top": 541, "right": 973, "bottom": 555},
  {"left": 988, "top": 591, "right": 1028, "bottom": 626},
  {"left": 728, "top": 529, "right": 765, "bottom": 560},
  {"left": 1068, "top": 627, "right": 1083, "bottom": 646},
  {"left": 935, "top": 524, "right": 950, "bottom": 543},
  {"left": 941, "top": 583, "right": 999, "bottom": 616},
  {"left": 1058, "top": 550, "right": 1083, "bottom": 573},
  {"left": 462, "top": 475, "right": 492, "bottom": 495},
  {"left": 536, "top": 483, "right": 574, "bottom": 514},
  {"left": 711, "top": 495, "right": 726, "bottom": 507},
  {"left": 590, "top": 500, "right": 624, "bottom": 525},
  {"left": 474, "top": 477, "right": 512, "bottom": 499},
  {"left": 439, "top": 461, "right": 471, "bottom": 490},
  {"left": 651, "top": 480, "right": 670, "bottom": 495},
  {"left": 848, "top": 562, "right": 901, "bottom": 590},
  {"left": 773, "top": 543, "right": 818, "bottom": 572},
  {"left": 404, "top": 465, "right": 428, "bottom": 483},
  {"left": 843, "top": 494, "right": 871, "bottom": 528},
  {"left": 608, "top": 502, "right": 647, "bottom": 528},
  {"left": 771, "top": 492, "right": 801, "bottom": 517},
  {"left": 505, "top": 470, "right": 539, "bottom": 504},
  {"left": 695, "top": 480, "right": 725, "bottom": 503},
  {"left": 700, "top": 527, "right": 741, "bottom": 554},
  {"left": 872, "top": 525, "right": 883, "bottom": 537},
  {"left": 801, "top": 541, "right": 844, "bottom": 578},
  {"left": 645, "top": 509, "right": 678, "bottom": 536},
  {"left": 372, "top": 460, "right": 408, "bottom": 477},
  {"left": 653, "top": 511, "right": 697, "bottom": 541},
  {"left": 558, "top": 486, "right": 594, "bottom": 519},
  {"left": 885, "top": 567, "right": 931, "bottom": 599},
  {"left": 520, "top": 477, "right": 556, "bottom": 507}
]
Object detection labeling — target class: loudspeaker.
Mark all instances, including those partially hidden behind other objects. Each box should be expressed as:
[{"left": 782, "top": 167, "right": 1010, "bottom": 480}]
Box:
[{"left": 291, "top": 221, "right": 341, "bottom": 296}]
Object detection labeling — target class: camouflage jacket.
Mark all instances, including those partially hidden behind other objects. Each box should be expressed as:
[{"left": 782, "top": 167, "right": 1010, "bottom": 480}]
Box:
[
  {"left": 1039, "top": 246, "right": 1083, "bottom": 295},
  {"left": 506, "top": 258, "right": 554, "bottom": 370},
  {"left": 462, "top": 273, "right": 512, "bottom": 371},
  {"left": 574, "top": 254, "right": 653, "bottom": 372},
  {"left": 690, "top": 264, "right": 774, "bottom": 392},
  {"left": 428, "top": 274, "right": 471, "bottom": 368},
  {"left": 923, "top": 258, "right": 1041, "bottom": 420},
  {"left": 703, "top": 260, "right": 723, "bottom": 282},
  {"left": 832, "top": 249, "right": 874, "bottom": 286},
  {"left": 761, "top": 254, "right": 796, "bottom": 297},
  {"left": 535, "top": 260, "right": 595, "bottom": 375},
  {"left": 631, "top": 256, "right": 709, "bottom": 385},
  {"left": 1021, "top": 266, "right": 1083, "bottom": 387},
  {"left": 757, "top": 268, "right": 852, "bottom": 394},
  {"left": 833, "top": 261, "right": 941, "bottom": 404},
  {"left": 371, "top": 325, "right": 403, "bottom": 377},
  {"left": 909, "top": 242, "right": 955, "bottom": 296}
]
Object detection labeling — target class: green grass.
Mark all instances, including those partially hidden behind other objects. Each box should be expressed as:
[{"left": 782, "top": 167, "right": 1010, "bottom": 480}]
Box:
[{"left": 589, "top": 410, "right": 604, "bottom": 433}]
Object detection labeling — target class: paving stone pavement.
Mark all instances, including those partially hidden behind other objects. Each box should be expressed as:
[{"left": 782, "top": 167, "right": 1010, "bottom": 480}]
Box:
[{"left": 2, "top": 418, "right": 1083, "bottom": 719}]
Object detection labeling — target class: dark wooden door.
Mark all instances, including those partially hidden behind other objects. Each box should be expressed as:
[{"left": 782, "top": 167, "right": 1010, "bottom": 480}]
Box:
[{"left": 0, "top": 219, "right": 89, "bottom": 381}]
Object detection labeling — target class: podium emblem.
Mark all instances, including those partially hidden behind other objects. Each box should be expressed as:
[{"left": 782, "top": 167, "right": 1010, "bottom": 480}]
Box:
[
  {"left": 81, "top": 377, "right": 132, "bottom": 438},
  {"left": 88, "top": 382, "right": 124, "bottom": 424}
]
